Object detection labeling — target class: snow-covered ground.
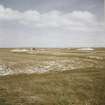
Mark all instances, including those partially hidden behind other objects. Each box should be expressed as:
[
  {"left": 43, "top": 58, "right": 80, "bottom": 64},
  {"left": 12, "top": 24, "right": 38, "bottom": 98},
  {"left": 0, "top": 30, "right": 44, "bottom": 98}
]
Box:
[
  {"left": 0, "top": 65, "right": 14, "bottom": 76},
  {"left": 0, "top": 58, "right": 96, "bottom": 76},
  {"left": 11, "top": 49, "right": 29, "bottom": 53},
  {"left": 0, "top": 48, "right": 104, "bottom": 76},
  {"left": 77, "top": 48, "right": 94, "bottom": 51}
]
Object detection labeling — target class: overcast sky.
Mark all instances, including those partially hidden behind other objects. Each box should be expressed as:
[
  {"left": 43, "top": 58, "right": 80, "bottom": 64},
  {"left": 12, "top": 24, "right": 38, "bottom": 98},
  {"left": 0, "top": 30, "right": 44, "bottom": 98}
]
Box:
[{"left": 0, "top": 0, "right": 104, "bottom": 48}]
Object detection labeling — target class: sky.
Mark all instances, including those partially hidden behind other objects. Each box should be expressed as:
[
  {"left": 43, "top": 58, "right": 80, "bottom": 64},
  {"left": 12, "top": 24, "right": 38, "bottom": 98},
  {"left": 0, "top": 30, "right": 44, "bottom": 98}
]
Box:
[{"left": 0, "top": 0, "right": 104, "bottom": 48}]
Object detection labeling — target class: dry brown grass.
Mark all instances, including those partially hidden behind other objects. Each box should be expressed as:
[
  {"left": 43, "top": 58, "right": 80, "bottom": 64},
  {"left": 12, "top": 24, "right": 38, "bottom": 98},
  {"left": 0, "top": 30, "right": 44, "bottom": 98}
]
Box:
[{"left": 0, "top": 48, "right": 105, "bottom": 105}]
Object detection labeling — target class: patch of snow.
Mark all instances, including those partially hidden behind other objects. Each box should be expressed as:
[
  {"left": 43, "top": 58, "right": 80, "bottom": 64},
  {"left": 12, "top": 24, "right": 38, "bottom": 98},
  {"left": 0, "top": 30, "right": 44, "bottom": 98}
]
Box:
[
  {"left": 77, "top": 48, "right": 94, "bottom": 51},
  {"left": 11, "top": 49, "right": 28, "bottom": 53},
  {"left": 0, "top": 65, "right": 14, "bottom": 76}
]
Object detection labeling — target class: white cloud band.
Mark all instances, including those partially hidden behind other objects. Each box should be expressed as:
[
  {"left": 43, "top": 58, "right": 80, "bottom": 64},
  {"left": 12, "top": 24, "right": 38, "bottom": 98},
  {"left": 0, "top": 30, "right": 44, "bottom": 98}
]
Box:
[
  {"left": 0, "top": 5, "right": 104, "bottom": 47},
  {"left": 0, "top": 5, "right": 104, "bottom": 31}
]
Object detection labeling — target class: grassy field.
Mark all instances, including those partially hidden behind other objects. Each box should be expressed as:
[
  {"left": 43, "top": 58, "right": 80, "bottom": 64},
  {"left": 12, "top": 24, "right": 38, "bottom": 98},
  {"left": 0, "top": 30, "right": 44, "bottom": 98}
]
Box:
[{"left": 0, "top": 48, "right": 105, "bottom": 105}]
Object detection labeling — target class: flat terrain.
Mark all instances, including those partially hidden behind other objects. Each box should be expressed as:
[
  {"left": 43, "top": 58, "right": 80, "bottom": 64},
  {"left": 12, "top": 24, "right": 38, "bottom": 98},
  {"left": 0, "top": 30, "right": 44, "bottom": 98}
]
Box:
[{"left": 0, "top": 48, "right": 105, "bottom": 105}]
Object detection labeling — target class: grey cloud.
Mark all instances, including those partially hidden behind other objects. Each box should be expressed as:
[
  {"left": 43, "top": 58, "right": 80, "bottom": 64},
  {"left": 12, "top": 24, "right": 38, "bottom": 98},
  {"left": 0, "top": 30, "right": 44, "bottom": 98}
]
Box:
[
  {"left": 0, "top": 0, "right": 104, "bottom": 48},
  {"left": 0, "top": 0, "right": 104, "bottom": 18}
]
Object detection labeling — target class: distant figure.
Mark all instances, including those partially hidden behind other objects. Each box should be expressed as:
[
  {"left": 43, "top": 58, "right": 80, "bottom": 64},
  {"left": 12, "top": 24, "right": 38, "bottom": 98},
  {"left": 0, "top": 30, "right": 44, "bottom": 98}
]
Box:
[
  {"left": 30, "top": 48, "right": 36, "bottom": 51},
  {"left": 32, "top": 48, "right": 36, "bottom": 50}
]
